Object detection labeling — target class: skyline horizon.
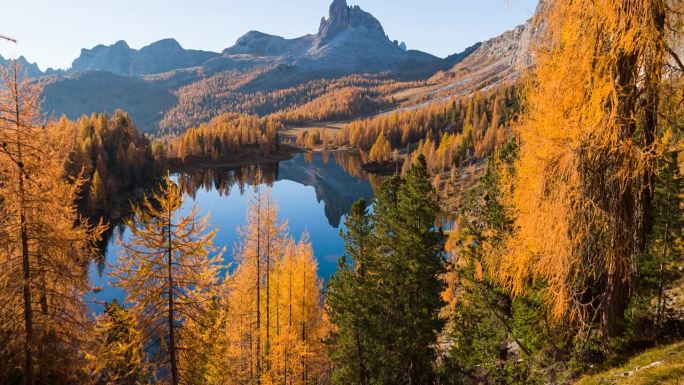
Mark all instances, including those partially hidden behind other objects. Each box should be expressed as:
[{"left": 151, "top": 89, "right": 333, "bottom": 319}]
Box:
[{"left": 0, "top": 0, "right": 538, "bottom": 71}]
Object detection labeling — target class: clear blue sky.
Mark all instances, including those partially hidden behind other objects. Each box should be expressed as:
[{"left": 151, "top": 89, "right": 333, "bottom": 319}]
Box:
[{"left": 0, "top": 0, "right": 538, "bottom": 71}]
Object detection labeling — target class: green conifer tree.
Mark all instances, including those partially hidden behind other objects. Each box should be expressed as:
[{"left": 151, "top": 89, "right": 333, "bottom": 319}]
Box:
[
  {"left": 327, "top": 199, "right": 376, "bottom": 385},
  {"left": 329, "top": 155, "right": 446, "bottom": 385}
]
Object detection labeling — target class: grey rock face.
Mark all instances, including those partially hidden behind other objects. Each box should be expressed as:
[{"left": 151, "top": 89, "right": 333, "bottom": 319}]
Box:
[
  {"left": 0, "top": 55, "right": 43, "bottom": 78},
  {"left": 317, "top": 0, "right": 386, "bottom": 44},
  {"left": 220, "top": 0, "right": 440, "bottom": 77},
  {"left": 432, "top": 0, "right": 548, "bottom": 95},
  {"left": 71, "top": 39, "right": 218, "bottom": 76}
]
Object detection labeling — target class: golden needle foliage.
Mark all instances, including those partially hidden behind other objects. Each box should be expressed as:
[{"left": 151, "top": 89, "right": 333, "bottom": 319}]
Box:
[
  {"left": 494, "top": 0, "right": 684, "bottom": 337},
  {"left": 368, "top": 131, "right": 392, "bottom": 163},
  {"left": 224, "top": 187, "right": 329, "bottom": 385},
  {"left": 113, "top": 175, "right": 223, "bottom": 385},
  {"left": 0, "top": 62, "right": 105, "bottom": 384}
]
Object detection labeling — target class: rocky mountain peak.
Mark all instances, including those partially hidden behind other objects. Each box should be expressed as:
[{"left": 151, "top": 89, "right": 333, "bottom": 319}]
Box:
[
  {"left": 142, "top": 38, "right": 183, "bottom": 53},
  {"left": 71, "top": 38, "right": 218, "bottom": 76},
  {"left": 0, "top": 55, "right": 43, "bottom": 78},
  {"left": 318, "top": 0, "right": 386, "bottom": 44}
]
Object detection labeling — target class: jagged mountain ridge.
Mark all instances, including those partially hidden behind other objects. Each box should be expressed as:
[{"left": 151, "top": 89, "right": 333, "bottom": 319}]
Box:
[
  {"left": 70, "top": 38, "right": 219, "bottom": 76},
  {"left": 40, "top": 0, "right": 439, "bottom": 78},
  {"left": 32, "top": 0, "right": 542, "bottom": 133},
  {"left": 36, "top": 0, "right": 453, "bottom": 132},
  {"left": 0, "top": 55, "right": 43, "bottom": 78},
  {"left": 427, "top": 0, "right": 547, "bottom": 98},
  {"left": 215, "top": 0, "right": 441, "bottom": 76}
]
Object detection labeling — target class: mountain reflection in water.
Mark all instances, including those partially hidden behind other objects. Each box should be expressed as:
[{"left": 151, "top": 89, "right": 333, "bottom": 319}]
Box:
[
  {"left": 89, "top": 151, "right": 380, "bottom": 310},
  {"left": 177, "top": 151, "right": 377, "bottom": 228}
]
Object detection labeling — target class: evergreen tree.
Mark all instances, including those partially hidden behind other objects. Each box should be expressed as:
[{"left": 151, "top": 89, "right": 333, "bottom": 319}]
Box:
[
  {"left": 327, "top": 199, "right": 377, "bottom": 385},
  {"left": 385, "top": 154, "right": 446, "bottom": 384},
  {"left": 329, "top": 155, "right": 446, "bottom": 385},
  {"left": 439, "top": 143, "right": 562, "bottom": 385},
  {"left": 627, "top": 150, "right": 684, "bottom": 336}
]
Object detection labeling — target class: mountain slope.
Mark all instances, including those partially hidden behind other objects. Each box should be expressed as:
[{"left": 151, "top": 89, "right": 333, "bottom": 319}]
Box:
[
  {"left": 428, "top": 0, "right": 548, "bottom": 96},
  {"left": 40, "top": 71, "right": 177, "bottom": 130},
  {"left": 39, "top": 0, "right": 449, "bottom": 132},
  {"left": 36, "top": 0, "right": 543, "bottom": 134}
]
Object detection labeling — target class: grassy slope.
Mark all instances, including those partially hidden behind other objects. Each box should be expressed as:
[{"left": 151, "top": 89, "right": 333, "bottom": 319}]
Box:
[{"left": 576, "top": 341, "right": 684, "bottom": 385}]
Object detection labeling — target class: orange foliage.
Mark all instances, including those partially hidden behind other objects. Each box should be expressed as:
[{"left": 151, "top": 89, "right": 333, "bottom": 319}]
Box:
[{"left": 494, "top": 0, "right": 682, "bottom": 337}]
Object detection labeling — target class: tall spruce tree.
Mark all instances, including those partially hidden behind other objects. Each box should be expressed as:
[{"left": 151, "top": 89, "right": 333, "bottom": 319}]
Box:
[
  {"left": 387, "top": 154, "right": 446, "bottom": 384},
  {"left": 328, "top": 155, "right": 446, "bottom": 385},
  {"left": 327, "top": 199, "right": 377, "bottom": 385}
]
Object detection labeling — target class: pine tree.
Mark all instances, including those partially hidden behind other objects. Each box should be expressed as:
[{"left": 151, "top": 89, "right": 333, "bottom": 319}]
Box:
[
  {"left": 628, "top": 149, "right": 684, "bottom": 335},
  {"left": 648, "top": 151, "right": 684, "bottom": 327},
  {"left": 388, "top": 154, "right": 446, "bottom": 384},
  {"left": 113, "top": 175, "right": 222, "bottom": 385}
]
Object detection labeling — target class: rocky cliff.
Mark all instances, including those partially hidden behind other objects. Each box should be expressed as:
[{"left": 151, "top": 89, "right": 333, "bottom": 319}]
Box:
[
  {"left": 71, "top": 38, "right": 219, "bottom": 75},
  {"left": 0, "top": 55, "right": 43, "bottom": 78},
  {"left": 428, "top": 0, "right": 547, "bottom": 97},
  {"left": 219, "top": 0, "right": 441, "bottom": 76},
  {"left": 317, "top": 0, "right": 386, "bottom": 45}
]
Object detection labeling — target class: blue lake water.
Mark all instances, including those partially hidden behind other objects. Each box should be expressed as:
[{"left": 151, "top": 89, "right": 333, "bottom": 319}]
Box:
[{"left": 87, "top": 151, "right": 375, "bottom": 310}]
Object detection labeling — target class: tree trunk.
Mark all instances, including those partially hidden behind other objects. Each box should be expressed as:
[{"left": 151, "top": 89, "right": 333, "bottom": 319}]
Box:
[
  {"left": 285, "top": 260, "right": 292, "bottom": 385},
  {"left": 266, "top": 200, "right": 271, "bottom": 361},
  {"left": 255, "top": 190, "right": 261, "bottom": 383},
  {"left": 15, "top": 72, "right": 34, "bottom": 385},
  {"left": 301, "top": 268, "right": 307, "bottom": 385},
  {"left": 167, "top": 208, "right": 179, "bottom": 385},
  {"left": 354, "top": 322, "right": 368, "bottom": 385},
  {"left": 20, "top": 172, "right": 34, "bottom": 385}
]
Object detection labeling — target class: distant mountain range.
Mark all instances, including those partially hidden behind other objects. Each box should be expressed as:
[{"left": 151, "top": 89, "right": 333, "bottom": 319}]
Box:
[
  {"left": 0, "top": 55, "right": 43, "bottom": 78},
  {"left": 12, "top": 0, "right": 543, "bottom": 133},
  {"left": 33, "top": 0, "right": 444, "bottom": 78},
  {"left": 71, "top": 38, "right": 219, "bottom": 76}
]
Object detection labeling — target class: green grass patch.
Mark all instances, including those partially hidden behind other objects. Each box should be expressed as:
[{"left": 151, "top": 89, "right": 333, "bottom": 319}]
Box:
[{"left": 576, "top": 341, "right": 684, "bottom": 385}]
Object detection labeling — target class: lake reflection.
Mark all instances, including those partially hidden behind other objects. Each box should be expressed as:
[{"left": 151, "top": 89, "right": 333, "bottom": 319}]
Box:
[{"left": 88, "top": 151, "right": 377, "bottom": 309}]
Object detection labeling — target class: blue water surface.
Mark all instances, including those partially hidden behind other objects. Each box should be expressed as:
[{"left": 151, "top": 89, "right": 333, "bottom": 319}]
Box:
[{"left": 88, "top": 152, "right": 375, "bottom": 311}]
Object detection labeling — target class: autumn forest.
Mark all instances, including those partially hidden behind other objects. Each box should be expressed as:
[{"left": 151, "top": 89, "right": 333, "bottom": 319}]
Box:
[{"left": 2, "top": 1, "right": 684, "bottom": 384}]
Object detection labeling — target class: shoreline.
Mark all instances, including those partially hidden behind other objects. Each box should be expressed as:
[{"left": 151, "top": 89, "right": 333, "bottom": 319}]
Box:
[
  {"left": 167, "top": 144, "right": 304, "bottom": 171},
  {"left": 167, "top": 145, "right": 364, "bottom": 171}
]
